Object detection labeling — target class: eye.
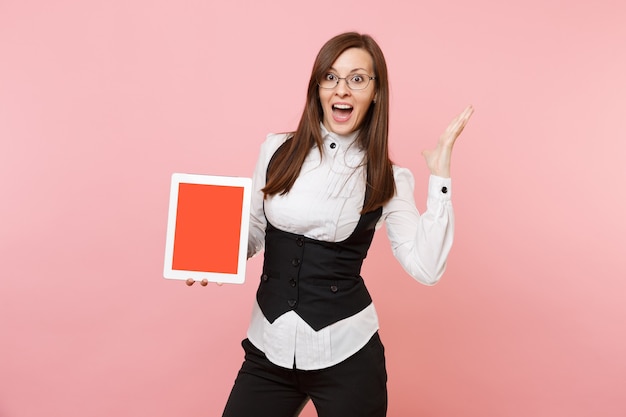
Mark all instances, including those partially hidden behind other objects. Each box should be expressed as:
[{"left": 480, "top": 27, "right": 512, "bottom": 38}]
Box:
[
  {"left": 350, "top": 74, "right": 365, "bottom": 84},
  {"left": 325, "top": 73, "right": 338, "bottom": 82}
]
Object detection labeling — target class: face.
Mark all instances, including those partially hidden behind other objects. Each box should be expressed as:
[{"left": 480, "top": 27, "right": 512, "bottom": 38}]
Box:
[{"left": 319, "top": 48, "right": 377, "bottom": 135}]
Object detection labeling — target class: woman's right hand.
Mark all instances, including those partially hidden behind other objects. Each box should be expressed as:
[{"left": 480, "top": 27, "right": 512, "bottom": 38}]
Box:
[
  {"left": 186, "top": 278, "right": 208, "bottom": 287},
  {"left": 186, "top": 278, "right": 222, "bottom": 287}
]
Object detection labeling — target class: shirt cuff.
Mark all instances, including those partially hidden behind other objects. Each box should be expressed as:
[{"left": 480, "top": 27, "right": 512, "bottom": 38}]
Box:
[{"left": 428, "top": 175, "right": 452, "bottom": 201}]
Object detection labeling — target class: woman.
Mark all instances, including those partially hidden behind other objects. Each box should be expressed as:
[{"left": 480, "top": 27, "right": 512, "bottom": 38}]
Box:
[{"left": 190, "top": 32, "right": 473, "bottom": 417}]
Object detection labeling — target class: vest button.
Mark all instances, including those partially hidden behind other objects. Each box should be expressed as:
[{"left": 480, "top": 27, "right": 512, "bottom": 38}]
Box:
[
  {"left": 296, "top": 237, "right": 304, "bottom": 247},
  {"left": 330, "top": 285, "right": 338, "bottom": 293},
  {"left": 288, "top": 299, "right": 297, "bottom": 307},
  {"left": 261, "top": 274, "right": 268, "bottom": 282},
  {"left": 289, "top": 279, "right": 297, "bottom": 287},
  {"left": 291, "top": 258, "right": 300, "bottom": 267}
]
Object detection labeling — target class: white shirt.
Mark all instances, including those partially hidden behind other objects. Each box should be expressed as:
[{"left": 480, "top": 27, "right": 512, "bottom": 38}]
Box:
[{"left": 246, "top": 125, "right": 454, "bottom": 370}]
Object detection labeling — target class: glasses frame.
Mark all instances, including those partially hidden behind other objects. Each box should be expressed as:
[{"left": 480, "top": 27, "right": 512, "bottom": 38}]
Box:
[{"left": 318, "top": 73, "right": 376, "bottom": 91}]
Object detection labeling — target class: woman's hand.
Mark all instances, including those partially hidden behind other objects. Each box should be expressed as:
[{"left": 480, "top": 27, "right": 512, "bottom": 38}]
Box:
[
  {"left": 185, "top": 278, "right": 222, "bottom": 287},
  {"left": 186, "top": 278, "right": 208, "bottom": 286},
  {"left": 422, "top": 105, "right": 474, "bottom": 178}
]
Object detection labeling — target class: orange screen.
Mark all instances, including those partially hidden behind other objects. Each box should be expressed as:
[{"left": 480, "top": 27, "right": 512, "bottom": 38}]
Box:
[{"left": 172, "top": 183, "right": 244, "bottom": 273}]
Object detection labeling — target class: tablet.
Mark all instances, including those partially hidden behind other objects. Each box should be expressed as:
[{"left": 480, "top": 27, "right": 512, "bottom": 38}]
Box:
[{"left": 164, "top": 173, "right": 252, "bottom": 284}]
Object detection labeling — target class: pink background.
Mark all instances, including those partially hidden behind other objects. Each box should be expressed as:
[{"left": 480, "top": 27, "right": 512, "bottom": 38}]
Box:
[{"left": 1, "top": 0, "right": 625, "bottom": 416}]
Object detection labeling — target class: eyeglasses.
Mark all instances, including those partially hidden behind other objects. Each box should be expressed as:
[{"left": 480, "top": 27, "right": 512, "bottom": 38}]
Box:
[{"left": 318, "top": 72, "right": 376, "bottom": 90}]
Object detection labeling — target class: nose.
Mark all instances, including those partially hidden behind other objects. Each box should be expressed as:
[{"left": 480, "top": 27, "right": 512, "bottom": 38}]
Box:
[{"left": 335, "top": 78, "right": 351, "bottom": 96}]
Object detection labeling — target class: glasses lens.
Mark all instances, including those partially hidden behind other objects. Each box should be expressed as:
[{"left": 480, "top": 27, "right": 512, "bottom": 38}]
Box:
[
  {"left": 346, "top": 74, "right": 370, "bottom": 90},
  {"left": 319, "top": 73, "right": 337, "bottom": 89}
]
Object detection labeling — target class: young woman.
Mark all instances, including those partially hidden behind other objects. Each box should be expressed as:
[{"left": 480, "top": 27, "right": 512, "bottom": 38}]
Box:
[{"left": 189, "top": 31, "right": 473, "bottom": 417}]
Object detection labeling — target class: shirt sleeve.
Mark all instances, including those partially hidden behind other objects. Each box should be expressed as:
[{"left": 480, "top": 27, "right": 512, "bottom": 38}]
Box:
[
  {"left": 382, "top": 167, "right": 454, "bottom": 285},
  {"left": 247, "top": 133, "right": 290, "bottom": 258}
]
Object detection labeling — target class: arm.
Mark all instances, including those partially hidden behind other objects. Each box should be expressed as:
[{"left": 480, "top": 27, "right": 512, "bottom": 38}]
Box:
[
  {"left": 383, "top": 170, "right": 453, "bottom": 285},
  {"left": 383, "top": 106, "right": 473, "bottom": 285},
  {"left": 247, "top": 133, "right": 291, "bottom": 259},
  {"left": 186, "top": 133, "right": 289, "bottom": 287}
]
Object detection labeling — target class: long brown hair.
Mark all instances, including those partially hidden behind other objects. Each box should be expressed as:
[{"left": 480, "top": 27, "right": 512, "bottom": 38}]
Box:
[{"left": 263, "top": 32, "right": 395, "bottom": 213}]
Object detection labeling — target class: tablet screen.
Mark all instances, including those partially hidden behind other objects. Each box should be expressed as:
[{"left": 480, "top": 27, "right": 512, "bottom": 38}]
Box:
[{"left": 164, "top": 173, "right": 251, "bottom": 284}]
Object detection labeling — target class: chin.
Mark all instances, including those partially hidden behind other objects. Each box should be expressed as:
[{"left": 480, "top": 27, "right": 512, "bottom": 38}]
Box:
[{"left": 328, "top": 123, "right": 356, "bottom": 135}]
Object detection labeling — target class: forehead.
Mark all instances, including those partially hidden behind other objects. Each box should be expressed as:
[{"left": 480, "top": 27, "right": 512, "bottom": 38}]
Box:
[{"left": 330, "top": 48, "right": 374, "bottom": 73}]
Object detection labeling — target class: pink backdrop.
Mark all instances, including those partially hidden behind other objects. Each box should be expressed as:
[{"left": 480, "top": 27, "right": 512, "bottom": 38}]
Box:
[{"left": 1, "top": 0, "right": 625, "bottom": 416}]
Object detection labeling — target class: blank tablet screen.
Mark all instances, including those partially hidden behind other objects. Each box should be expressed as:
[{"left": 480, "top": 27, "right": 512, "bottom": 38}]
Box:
[{"left": 164, "top": 174, "right": 251, "bottom": 284}]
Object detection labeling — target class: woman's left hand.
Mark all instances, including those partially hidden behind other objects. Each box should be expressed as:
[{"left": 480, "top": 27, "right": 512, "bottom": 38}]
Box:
[{"left": 422, "top": 105, "right": 474, "bottom": 178}]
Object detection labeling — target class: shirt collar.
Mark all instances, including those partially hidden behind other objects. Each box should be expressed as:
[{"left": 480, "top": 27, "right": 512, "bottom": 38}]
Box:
[{"left": 320, "top": 122, "right": 360, "bottom": 148}]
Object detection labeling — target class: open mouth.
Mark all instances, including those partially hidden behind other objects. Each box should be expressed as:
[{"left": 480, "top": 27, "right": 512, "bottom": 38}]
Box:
[{"left": 332, "top": 104, "right": 353, "bottom": 122}]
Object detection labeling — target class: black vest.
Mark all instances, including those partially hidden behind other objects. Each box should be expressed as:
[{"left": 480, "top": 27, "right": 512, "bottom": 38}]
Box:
[{"left": 256, "top": 200, "right": 382, "bottom": 331}]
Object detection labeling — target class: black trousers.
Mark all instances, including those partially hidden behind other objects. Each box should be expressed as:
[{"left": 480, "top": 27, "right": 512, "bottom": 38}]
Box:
[{"left": 222, "top": 333, "right": 388, "bottom": 417}]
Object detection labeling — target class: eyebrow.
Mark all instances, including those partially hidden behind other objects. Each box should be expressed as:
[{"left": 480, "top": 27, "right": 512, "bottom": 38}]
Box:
[{"left": 328, "top": 66, "right": 370, "bottom": 73}]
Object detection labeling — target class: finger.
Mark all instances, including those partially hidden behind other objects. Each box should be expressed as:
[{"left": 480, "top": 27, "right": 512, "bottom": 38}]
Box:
[
  {"left": 449, "top": 105, "right": 473, "bottom": 128},
  {"left": 216, "top": 282, "right": 224, "bottom": 286},
  {"left": 200, "top": 279, "right": 208, "bottom": 287},
  {"left": 186, "top": 278, "right": 195, "bottom": 286},
  {"left": 456, "top": 110, "right": 473, "bottom": 135},
  {"left": 445, "top": 106, "right": 473, "bottom": 139},
  {"left": 458, "top": 105, "right": 474, "bottom": 127}
]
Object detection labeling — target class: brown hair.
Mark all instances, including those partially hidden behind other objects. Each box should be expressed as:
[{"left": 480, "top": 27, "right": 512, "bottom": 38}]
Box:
[{"left": 262, "top": 32, "right": 395, "bottom": 213}]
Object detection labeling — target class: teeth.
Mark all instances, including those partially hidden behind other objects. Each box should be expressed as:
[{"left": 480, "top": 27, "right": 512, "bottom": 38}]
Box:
[{"left": 333, "top": 104, "right": 352, "bottom": 110}]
